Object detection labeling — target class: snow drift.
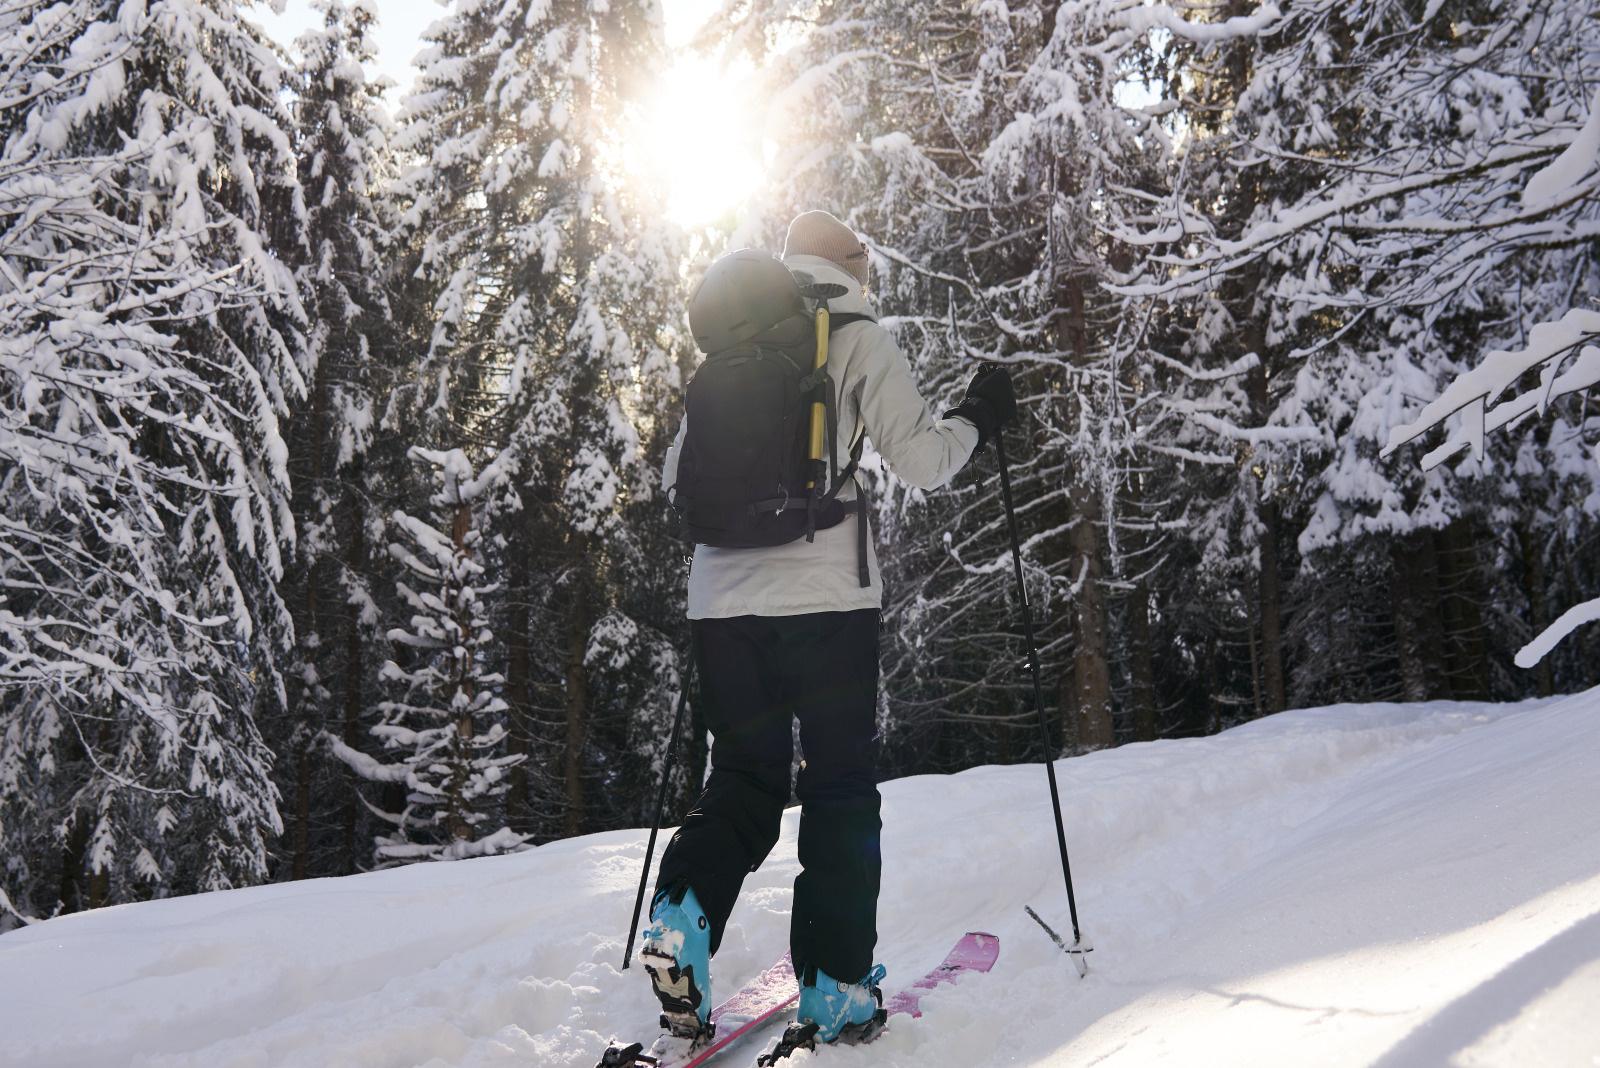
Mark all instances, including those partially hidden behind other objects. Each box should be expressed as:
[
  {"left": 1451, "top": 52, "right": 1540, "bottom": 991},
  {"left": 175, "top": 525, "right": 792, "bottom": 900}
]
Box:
[{"left": 3, "top": 690, "right": 1597, "bottom": 1067}]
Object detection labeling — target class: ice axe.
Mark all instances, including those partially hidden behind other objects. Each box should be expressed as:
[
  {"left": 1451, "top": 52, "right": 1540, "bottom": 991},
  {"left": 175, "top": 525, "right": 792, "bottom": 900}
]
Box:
[
  {"left": 792, "top": 280, "right": 849, "bottom": 544},
  {"left": 800, "top": 281, "right": 848, "bottom": 491},
  {"left": 992, "top": 427, "right": 1093, "bottom": 977}
]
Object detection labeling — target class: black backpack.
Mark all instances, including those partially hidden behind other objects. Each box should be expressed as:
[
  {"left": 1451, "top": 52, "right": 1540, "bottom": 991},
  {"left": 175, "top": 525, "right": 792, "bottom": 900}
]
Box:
[{"left": 669, "top": 252, "right": 874, "bottom": 586}]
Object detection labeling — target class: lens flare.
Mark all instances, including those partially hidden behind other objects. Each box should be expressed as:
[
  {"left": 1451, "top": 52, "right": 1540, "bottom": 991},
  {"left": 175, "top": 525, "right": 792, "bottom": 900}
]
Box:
[{"left": 620, "top": 57, "right": 763, "bottom": 228}]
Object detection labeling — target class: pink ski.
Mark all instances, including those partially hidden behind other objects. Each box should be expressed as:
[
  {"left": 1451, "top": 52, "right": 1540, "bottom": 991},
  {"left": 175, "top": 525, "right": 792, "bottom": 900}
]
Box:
[
  {"left": 603, "top": 933, "right": 1001, "bottom": 1068},
  {"left": 670, "top": 953, "right": 798, "bottom": 1068},
  {"left": 755, "top": 933, "right": 1001, "bottom": 1064},
  {"left": 884, "top": 931, "right": 1000, "bottom": 1019},
  {"left": 597, "top": 953, "right": 799, "bottom": 1068}
]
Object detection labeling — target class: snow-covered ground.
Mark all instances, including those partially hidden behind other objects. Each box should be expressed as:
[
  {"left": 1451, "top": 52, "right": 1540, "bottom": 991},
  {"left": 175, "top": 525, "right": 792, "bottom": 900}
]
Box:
[{"left": 4, "top": 690, "right": 1598, "bottom": 1068}]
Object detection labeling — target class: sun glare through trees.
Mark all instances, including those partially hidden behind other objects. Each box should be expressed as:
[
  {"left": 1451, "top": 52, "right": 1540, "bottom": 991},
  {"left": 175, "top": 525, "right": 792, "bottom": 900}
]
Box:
[{"left": 618, "top": 56, "right": 765, "bottom": 228}]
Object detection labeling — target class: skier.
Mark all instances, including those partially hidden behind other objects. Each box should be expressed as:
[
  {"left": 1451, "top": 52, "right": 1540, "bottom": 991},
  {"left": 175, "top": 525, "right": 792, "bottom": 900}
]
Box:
[{"left": 643, "top": 209, "right": 1015, "bottom": 1050}]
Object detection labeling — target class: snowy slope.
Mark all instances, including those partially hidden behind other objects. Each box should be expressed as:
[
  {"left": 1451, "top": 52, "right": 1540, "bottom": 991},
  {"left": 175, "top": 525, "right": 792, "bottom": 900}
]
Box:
[{"left": 3, "top": 691, "right": 1598, "bottom": 1068}]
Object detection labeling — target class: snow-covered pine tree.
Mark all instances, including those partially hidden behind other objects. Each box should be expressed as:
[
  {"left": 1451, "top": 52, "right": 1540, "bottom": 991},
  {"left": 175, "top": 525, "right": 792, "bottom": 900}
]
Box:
[
  {"left": 1124, "top": 0, "right": 1600, "bottom": 710},
  {"left": 1121, "top": 0, "right": 1352, "bottom": 722},
  {"left": 1260, "top": 0, "right": 1546, "bottom": 704},
  {"left": 331, "top": 448, "right": 525, "bottom": 862},
  {"left": 963, "top": 0, "right": 1185, "bottom": 752},
  {"left": 277, "top": 0, "right": 398, "bottom": 880},
  {"left": 390, "top": 0, "right": 685, "bottom": 841},
  {"left": 0, "top": 0, "right": 306, "bottom": 920}
]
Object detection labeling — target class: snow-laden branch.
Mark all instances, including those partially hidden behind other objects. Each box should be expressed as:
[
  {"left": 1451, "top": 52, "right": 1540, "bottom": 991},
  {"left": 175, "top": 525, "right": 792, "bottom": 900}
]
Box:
[
  {"left": 1171, "top": 406, "right": 1325, "bottom": 446},
  {"left": 1522, "top": 88, "right": 1600, "bottom": 206},
  {"left": 1382, "top": 308, "right": 1600, "bottom": 465},
  {"left": 1110, "top": 0, "right": 1283, "bottom": 44},
  {"left": 1515, "top": 597, "right": 1600, "bottom": 669}
]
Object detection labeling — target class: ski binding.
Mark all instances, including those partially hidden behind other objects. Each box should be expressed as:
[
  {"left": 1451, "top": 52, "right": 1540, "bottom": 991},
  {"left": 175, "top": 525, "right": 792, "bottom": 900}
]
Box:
[
  {"left": 596, "top": 1042, "right": 659, "bottom": 1067},
  {"left": 755, "top": 1008, "right": 888, "bottom": 1065}
]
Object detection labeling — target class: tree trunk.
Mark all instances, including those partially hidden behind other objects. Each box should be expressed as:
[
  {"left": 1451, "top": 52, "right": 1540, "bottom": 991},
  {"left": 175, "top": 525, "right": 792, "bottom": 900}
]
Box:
[
  {"left": 288, "top": 305, "right": 331, "bottom": 880},
  {"left": 503, "top": 504, "right": 534, "bottom": 834},
  {"left": 1391, "top": 532, "right": 1435, "bottom": 702},
  {"left": 290, "top": 569, "right": 320, "bottom": 880},
  {"left": 1247, "top": 595, "right": 1263, "bottom": 718},
  {"left": 1517, "top": 520, "right": 1554, "bottom": 698},
  {"left": 1411, "top": 527, "right": 1451, "bottom": 698},
  {"left": 1242, "top": 316, "right": 1287, "bottom": 717},
  {"left": 1056, "top": 667, "right": 1076, "bottom": 754},
  {"left": 563, "top": 569, "right": 593, "bottom": 837},
  {"left": 290, "top": 745, "right": 311, "bottom": 881},
  {"left": 1256, "top": 499, "right": 1287, "bottom": 715},
  {"left": 1127, "top": 583, "right": 1157, "bottom": 741},
  {"left": 87, "top": 867, "right": 109, "bottom": 910},
  {"left": 1056, "top": 270, "right": 1113, "bottom": 751},
  {"left": 1069, "top": 487, "right": 1114, "bottom": 749},
  {"left": 447, "top": 502, "right": 475, "bottom": 845},
  {"left": 1435, "top": 520, "right": 1490, "bottom": 701},
  {"left": 56, "top": 803, "right": 92, "bottom": 916},
  {"left": 1204, "top": 634, "right": 1223, "bottom": 735},
  {"left": 341, "top": 491, "right": 368, "bottom": 872}
]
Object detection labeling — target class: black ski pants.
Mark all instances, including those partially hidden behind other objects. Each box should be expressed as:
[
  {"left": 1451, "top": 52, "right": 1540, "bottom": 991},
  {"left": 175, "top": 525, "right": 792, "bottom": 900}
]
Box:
[{"left": 656, "top": 608, "right": 882, "bottom": 985}]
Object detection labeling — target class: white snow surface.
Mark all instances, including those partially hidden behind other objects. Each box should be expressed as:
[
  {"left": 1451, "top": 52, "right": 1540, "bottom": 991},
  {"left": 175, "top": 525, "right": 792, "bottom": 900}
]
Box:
[{"left": 3, "top": 691, "right": 1599, "bottom": 1068}]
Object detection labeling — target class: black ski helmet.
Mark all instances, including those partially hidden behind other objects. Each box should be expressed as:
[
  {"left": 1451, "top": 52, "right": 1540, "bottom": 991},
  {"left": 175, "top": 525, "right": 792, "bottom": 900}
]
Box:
[{"left": 687, "top": 249, "right": 806, "bottom": 355}]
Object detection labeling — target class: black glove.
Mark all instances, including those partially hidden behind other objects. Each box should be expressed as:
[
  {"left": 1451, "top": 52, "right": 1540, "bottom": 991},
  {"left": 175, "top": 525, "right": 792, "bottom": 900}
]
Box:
[{"left": 943, "top": 365, "right": 1016, "bottom": 451}]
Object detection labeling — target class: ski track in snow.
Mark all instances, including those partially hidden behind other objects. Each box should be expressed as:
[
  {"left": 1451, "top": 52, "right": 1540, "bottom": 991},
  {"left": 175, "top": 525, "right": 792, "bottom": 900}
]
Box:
[{"left": 2, "top": 691, "right": 1598, "bottom": 1067}]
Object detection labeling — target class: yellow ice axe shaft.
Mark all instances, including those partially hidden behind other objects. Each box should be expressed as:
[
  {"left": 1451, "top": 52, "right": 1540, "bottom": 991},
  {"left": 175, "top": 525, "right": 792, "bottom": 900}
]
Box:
[{"left": 807, "top": 306, "right": 829, "bottom": 488}]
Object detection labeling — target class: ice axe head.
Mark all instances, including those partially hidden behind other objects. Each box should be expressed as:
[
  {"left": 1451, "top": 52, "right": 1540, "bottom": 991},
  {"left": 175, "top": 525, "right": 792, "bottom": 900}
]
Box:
[{"left": 800, "top": 282, "right": 848, "bottom": 303}]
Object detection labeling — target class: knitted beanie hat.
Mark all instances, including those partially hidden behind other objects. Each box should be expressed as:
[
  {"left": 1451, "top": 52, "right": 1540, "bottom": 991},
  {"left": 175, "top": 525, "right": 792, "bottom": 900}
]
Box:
[{"left": 782, "top": 210, "right": 870, "bottom": 287}]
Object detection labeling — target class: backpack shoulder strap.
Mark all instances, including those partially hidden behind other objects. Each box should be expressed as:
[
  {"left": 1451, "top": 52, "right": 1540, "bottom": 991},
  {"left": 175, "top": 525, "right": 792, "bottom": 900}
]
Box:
[
  {"left": 809, "top": 312, "right": 875, "bottom": 588},
  {"left": 827, "top": 311, "right": 876, "bottom": 332},
  {"left": 815, "top": 379, "right": 872, "bottom": 589}
]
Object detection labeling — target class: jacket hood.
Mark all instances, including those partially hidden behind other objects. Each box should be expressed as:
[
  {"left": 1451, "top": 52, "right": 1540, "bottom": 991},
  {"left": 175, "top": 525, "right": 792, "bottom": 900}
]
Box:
[{"left": 783, "top": 254, "right": 875, "bottom": 318}]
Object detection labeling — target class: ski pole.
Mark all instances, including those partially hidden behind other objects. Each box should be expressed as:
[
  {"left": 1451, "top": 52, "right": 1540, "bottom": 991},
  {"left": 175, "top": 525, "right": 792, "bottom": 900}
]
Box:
[
  {"left": 621, "top": 661, "right": 693, "bottom": 971},
  {"left": 993, "top": 431, "right": 1091, "bottom": 975}
]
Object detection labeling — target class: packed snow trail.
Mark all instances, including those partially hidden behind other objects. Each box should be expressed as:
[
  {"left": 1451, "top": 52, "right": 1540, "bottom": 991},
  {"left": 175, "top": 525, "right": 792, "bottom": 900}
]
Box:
[{"left": 2, "top": 691, "right": 1597, "bottom": 1067}]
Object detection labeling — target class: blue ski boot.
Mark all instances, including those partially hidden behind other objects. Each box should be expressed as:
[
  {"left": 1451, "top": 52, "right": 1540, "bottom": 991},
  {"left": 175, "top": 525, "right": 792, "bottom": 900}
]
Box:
[
  {"left": 799, "top": 963, "right": 887, "bottom": 1041},
  {"left": 757, "top": 963, "right": 888, "bottom": 1063},
  {"left": 640, "top": 885, "right": 713, "bottom": 1041}
]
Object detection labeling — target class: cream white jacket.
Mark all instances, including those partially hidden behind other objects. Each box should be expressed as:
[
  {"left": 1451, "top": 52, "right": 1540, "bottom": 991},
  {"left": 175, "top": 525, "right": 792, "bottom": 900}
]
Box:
[{"left": 663, "top": 255, "right": 980, "bottom": 619}]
